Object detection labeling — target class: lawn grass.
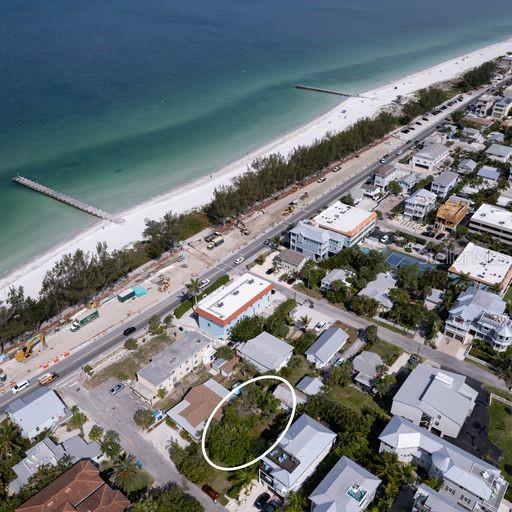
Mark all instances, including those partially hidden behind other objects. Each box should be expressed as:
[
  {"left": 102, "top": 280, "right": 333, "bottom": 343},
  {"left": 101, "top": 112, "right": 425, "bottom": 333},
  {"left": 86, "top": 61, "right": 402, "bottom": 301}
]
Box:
[
  {"left": 281, "top": 355, "right": 317, "bottom": 386},
  {"left": 374, "top": 318, "right": 411, "bottom": 337},
  {"left": 324, "top": 384, "right": 388, "bottom": 418},
  {"left": 85, "top": 334, "right": 172, "bottom": 388},
  {"left": 504, "top": 286, "right": 512, "bottom": 303},
  {"left": 332, "top": 320, "right": 359, "bottom": 345},
  {"left": 370, "top": 338, "right": 403, "bottom": 365},
  {"left": 488, "top": 400, "right": 512, "bottom": 497},
  {"left": 293, "top": 283, "right": 324, "bottom": 300}
]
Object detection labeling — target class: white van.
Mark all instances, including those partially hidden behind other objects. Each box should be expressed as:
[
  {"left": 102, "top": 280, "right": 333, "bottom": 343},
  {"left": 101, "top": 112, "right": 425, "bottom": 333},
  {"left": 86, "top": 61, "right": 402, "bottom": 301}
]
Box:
[{"left": 11, "top": 379, "right": 30, "bottom": 394}]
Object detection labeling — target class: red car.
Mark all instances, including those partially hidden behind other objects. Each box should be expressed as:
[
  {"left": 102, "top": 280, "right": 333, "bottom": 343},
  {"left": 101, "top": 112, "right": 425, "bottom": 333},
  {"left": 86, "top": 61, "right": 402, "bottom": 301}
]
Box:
[{"left": 202, "top": 484, "right": 220, "bottom": 503}]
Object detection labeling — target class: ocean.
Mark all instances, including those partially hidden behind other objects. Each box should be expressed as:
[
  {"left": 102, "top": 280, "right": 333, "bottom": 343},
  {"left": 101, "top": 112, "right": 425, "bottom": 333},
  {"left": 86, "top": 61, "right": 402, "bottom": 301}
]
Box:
[{"left": 1, "top": 0, "right": 512, "bottom": 280}]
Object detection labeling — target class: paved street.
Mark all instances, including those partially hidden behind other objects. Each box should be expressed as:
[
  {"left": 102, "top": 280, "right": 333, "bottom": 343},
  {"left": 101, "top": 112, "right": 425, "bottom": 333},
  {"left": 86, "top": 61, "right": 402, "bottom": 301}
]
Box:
[{"left": 57, "top": 376, "right": 227, "bottom": 512}]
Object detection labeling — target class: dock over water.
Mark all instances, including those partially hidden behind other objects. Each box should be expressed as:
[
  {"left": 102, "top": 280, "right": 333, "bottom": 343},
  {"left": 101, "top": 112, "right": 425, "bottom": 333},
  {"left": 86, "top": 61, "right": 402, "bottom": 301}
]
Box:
[
  {"left": 294, "top": 84, "right": 375, "bottom": 100},
  {"left": 13, "top": 175, "right": 124, "bottom": 224}
]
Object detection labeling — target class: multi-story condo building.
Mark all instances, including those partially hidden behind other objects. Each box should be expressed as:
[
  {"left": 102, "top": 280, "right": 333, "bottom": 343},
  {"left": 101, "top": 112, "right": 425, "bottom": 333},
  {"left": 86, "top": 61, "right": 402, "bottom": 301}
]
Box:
[
  {"left": 374, "top": 164, "right": 399, "bottom": 189},
  {"left": 379, "top": 416, "right": 508, "bottom": 512},
  {"left": 195, "top": 273, "right": 274, "bottom": 337},
  {"left": 289, "top": 201, "right": 376, "bottom": 260},
  {"left": 391, "top": 364, "right": 477, "bottom": 438},
  {"left": 259, "top": 414, "right": 336, "bottom": 497},
  {"left": 448, "top": 242, "right": 512, "bottom": 295},
  {"left": 491, "top": 97, "right": 512, "bottom": 119},
  {"left": 468, "top": 203, "right": 512, "bottom": 246},
  {"left": 404, "top": 189, "right": 437, "bottom": 220},
  {"left": 444, "top": 286, "right": 512, "bottom": 351},
  {"left": 413, "top": 484, "right": 468, "bottom": 512},
  {"left": 474, "top": 94, "right": 496, "bottom": 117},
  {"left": 411, "top": 143, "right": 450, "bottom": 171},
  {"left": 430, "top": 170, "right": 458, "bottom": 198}
]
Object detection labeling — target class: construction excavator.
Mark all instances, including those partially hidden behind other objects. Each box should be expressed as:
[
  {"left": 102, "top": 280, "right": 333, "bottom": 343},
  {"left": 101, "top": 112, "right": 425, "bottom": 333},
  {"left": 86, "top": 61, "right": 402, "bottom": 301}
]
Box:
[{"left": 15, "top": 332, "right": 46, "bottom": 362}]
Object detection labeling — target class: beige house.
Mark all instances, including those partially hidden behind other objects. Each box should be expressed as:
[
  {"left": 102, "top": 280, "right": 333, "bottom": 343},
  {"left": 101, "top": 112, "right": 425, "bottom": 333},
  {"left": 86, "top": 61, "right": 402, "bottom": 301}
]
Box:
[{"left": 131, "top": 331, "right": 215, "bottom": 404}]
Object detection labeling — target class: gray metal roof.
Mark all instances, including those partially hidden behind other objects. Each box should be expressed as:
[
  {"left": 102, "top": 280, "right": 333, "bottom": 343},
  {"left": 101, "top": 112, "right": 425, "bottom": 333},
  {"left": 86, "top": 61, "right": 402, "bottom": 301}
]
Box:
[
  {"left": 379, "top": 416, "right": 507, "bottom": 506},
  {"left": 415, "top": 143, "right": 449, "bottom": 160},
  {"left": 296, "top": 376, "right": 324, "bottom": 396},
  {"left": 353, "top": 351, "right": 383, "bottom": 384},
  {"left": 277, "top": 249, "right": 308, "bottom": 267},
  {"left": 62, "top": 435, "right": 102, "bottom": 461},
  {"left": 237, "top": 331, "right": 293, "bottom": 371},
  {"left": 309, "top": 456, "right": 381, "bottom": 512},
  {"left": 486, "top": 143, "right": 512, "bottom": 158},
  {"left": 263, "top": 414, "right": 336, "bottom": 488},
  {"left": 393, "top": 364, "right": 477, "bottom": 427},
  {"left": 7, "top": 390, "right": 67, "bottom": 435},
  {"left": 414, "top": 484, "right": 467, "bottom": 512},
  {"left": 459, "top": 158, "right": 477, "bottom": 170},
  {"left": 448, "top": 286, "right": 506, "bottom": 324},
  {"left": 305, "top": 327, "right": 349, "bottom": 366},
  {"left": 290, "top": 221, "right": 330, "bottom": 244},
  {"left": 137, "top": 331, "right": 212, "bottom": 387},
  {"left": 357, "top": 272, "right": 396, "bottom": 309},
  {"left": 432, "top": 170, "right": 458, "bottom": 188},
  {"left": 322, "top": 268, "right": 350, "bottom": 286},
  {"left": 477, "top": 165, "right": 500, "bottom": 181}
]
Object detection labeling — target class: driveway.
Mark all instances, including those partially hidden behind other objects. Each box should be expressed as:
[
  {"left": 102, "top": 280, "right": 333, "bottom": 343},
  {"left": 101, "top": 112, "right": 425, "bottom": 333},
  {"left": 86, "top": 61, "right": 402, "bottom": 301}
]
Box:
[
  {"left": 57, "top": 376, "right": 226, "bottom": 511},
  {"left": 226, "top": 481, "right": 280, "bottom": 512}
]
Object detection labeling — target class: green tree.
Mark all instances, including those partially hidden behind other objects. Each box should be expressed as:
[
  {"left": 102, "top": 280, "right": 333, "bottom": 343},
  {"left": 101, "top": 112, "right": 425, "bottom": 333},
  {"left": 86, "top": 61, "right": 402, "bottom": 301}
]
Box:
[
  {"left": 88, "top": 425, "right": 104, "bottom": 443},
  {"left": 133, "top": 409, "right": 155, "bottom": 430},
  {"left": 293, "top": 330, "right": 317, "bottom": 354},
  {"left": 375, "top": 374, "right": 396, "bottom": 397},
  {"left": 347, "top": 296, "right": 379, "bottom": 317},
  {"left": 388, "top": 180, "right": 402, "bottom": 195},
  {"left": 228, "top": 466, "right": 257, "bottom": 497},
  {"left": 170, "top": 441, "right": 214, "bottom": 484},
  {"left": 284, "top": 491, "right": 308, "bottom": 512},
  {"left": 148, "top": 314, "right": 163, "bottom": 335},
  {"left": 0, "top": 420, "right": 24, "bottom": 461},
  {"left": 111, "top": 453, "right": 148, "bottom": 494},
  {"left": 186, "top": 279, "right": 202, "bottom": 306},
  {"left": 215, "top": 345, "right": 235, "bottom": 360},
  {"left": 328, "top": 361, "right": 353, "bottom": 387},
  {"left": 341, "top": 194, "right": 355, "bottom": 206},
  {"left": 124, "top": 337, "right": 138, "bottom": 350},
  {"left": 365, "top": 325, "right": 379, "bottom": 345},
  {"left": 230, "top": 316, "right": 264, "bottom": 342},
  {"left": 131, "top": 485, "right": 204, "bottom": 512},
  {"left": 67, "top": 406, "right": 87, "bottom": 435},
  {"left": 101, "top": 430, "right": 123, "bottom": 459},
  {"left": 299, "top": 315, "right": 311, "bottom": 331}
]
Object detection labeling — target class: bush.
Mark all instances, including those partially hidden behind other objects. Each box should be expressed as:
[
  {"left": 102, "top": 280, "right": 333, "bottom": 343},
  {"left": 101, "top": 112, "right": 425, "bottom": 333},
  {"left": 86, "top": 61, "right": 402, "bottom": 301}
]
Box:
[
  {"left": 124, "top": 338, "right": 138, "bottom": 351},
  {"left": 174, "top": 275, "right": 229, "bottom": 318},
  {"left": 133, "top": 408, "right": 155, "bottom": 430}
]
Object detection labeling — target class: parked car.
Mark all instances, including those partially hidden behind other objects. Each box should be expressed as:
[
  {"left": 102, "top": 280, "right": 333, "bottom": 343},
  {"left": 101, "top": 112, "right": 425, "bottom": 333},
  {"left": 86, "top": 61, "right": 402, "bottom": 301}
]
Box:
[
  {"left": 254, "top": 493, "right": 271, "bottom": 510},
  {"left": 234, "top": 256, "right": 245, "bottom": 265},
  {"left": 396, "top": 149, "right": 404, "bottom": 155},
  {"left": 262, "top": 502, "right": 278, "bottom": 512},
  {"left": 11, "top": 379, "right": 30, "bottom": 394},
  {"left": 200, "top": 279, "right": 211, "bottom": 288},
  {"left": 314, "top": 321, "right": 327, "bottom": 333},
  {"left": 109, "top": 383, "right": 125, "bottom": 396},
  {"left": 380, "top": 234, "right": 390, "bottom": 244},
  {"left": 123, "top": 326, "right": 136, "bottom": 336},
  {"left": 317, "top": 177, "right": 327, "bottom": 183},
  {"left": 380, "top": 154, "right": 389, "bottom": 163},
  {"left": 202, "top": 484, "right": 220, "bottom": 503},
  {"left": 265, "top": 268, "right": 274, "bottom": 275}
]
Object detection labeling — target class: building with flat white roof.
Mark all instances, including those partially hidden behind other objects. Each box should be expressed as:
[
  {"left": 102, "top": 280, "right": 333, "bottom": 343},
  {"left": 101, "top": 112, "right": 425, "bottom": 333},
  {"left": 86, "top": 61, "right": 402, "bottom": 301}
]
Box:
[
  {"left": 411, "top": 143, "right": 450, "bottom": 171},
  {"left": 469, "top": 203, "right": 512, "bottom": 246},
  {"left": 259, "top": 414, "right": 336, "bottom": 497},
  {"left": 309, "top": 456, "right": 381, "bottom": 512},
  {"left": 379, "top": 416, "right": 508, "bottom": 512},
  {"left": 448, "top": 242, "right": 512, "bottom": 294},
  {"left": 195, "top": 273, "right": 274, "bottom": 337},
  {"left": 404, "top": 189, "right": 437, "bottom": 220},
  {"left": 289, "top": 201, "right": 376, "bottom": 260},
  {"left": 237, "top": 331, "right": 293, "bottom": 372},
  {"left": 391, "top": 364, "right": 477, "bottom": 438}
]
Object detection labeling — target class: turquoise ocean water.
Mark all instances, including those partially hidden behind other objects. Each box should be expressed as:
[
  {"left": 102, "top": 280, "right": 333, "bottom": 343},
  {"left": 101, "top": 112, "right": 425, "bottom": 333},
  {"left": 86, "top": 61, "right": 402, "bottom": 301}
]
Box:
[{"left": 1, "top": 0, "right": 512, "bottom": 279}]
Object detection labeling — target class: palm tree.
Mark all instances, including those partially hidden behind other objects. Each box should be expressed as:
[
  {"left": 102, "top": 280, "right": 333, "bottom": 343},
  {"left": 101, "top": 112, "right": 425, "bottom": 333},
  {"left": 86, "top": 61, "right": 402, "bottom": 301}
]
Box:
[
  {"left": 0, "top": 420, "right": 24, "bottom": 461},
  {"left": 229, "top": 466, "right": 257, "bottom": 497},
  {"left": 299, "top": 315, "right": 310, "bottom": 331},
  {"left": 111, "top": 453, "right": 145, "bottom": 493},
  {"left": 186, "top": 278, "right": 202, "bottom": 306},
  {"left": 88, "top": 425, "right": 104, "bottom": 443},
  {"left": 285, "top": 491, "right": 307, "bottom": 512},
  {"left": 67, "top": 405, "right": 87, "bottom": 435}
]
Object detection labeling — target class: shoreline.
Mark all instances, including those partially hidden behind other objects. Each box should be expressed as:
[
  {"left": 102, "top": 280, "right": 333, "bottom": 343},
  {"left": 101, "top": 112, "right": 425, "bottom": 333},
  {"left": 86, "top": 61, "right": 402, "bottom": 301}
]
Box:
[{"left": 2, "top": 37, "right": 512, "bottom": 299}]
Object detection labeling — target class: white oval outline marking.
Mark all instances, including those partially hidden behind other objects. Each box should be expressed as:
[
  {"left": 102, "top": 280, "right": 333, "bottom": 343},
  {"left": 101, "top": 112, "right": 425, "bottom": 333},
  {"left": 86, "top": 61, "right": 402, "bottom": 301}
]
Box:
[{"left": 200, "top": 375, "right": 296, "bottom": 471}]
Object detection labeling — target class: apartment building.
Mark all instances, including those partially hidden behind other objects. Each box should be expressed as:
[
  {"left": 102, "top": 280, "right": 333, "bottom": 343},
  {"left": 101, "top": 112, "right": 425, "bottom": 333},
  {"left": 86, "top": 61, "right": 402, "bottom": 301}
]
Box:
[
  {"left": 468, "top": 203, "right": 512, "bottom": 246},
  {"left": 289, "top": 201, "right": 376, "bottom": 259},
  {"left": 491, "top": 97, "right": 512, "bottom": 119},
  {"left": 474, "top": 94, "right": 496, "bottom": 117},
  {"left": 379, "top": 416, "right": 508, "bottom": 512},
  {"left": 411, "top": 143, "right": 449, "bottom": 171},
  {"left": 404, "top": 189, "right": 437, "bottom": 220},
  {"left": 374, "top": 164, "right": 399, "bottom": 189},
  {"left": 391, "top": 364, "right": 477, "bottom": 438},
  {"left": 131, "top": 331, "right": 215, "bottom": 403},
  {"left": 195, "top": 273, "right": 274, "bottom": 338}
]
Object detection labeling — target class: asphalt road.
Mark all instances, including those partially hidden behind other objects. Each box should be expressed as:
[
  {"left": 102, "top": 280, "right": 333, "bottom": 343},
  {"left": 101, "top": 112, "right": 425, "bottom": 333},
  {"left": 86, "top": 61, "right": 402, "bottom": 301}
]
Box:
[{"left": 2, "top": 78, "right": 508, "bottom": 414}]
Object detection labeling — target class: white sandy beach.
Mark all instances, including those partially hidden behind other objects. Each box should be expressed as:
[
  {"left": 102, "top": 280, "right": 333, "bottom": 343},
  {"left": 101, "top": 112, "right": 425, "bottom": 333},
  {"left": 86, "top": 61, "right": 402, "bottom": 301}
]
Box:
[{"left": 2, "top": 38, "right": 512, "bottom": 299}]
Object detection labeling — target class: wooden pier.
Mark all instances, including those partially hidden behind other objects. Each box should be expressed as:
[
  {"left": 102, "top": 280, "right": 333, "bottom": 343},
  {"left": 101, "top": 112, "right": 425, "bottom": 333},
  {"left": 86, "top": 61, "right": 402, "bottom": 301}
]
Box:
[
  {"left": 12, "top": 175, "right": 124, "bottom": 224},
  {"left": 294, "top": 84, "right": 375, "bottom": 100}
]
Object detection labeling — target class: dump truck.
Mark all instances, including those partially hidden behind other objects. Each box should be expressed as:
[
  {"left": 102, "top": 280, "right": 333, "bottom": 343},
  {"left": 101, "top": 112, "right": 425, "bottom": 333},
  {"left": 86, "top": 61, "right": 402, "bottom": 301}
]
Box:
[
  {"left": 207, "top": 236, "right": 224, "bottom": 250},
  {"left": 70, "top": 308, "right": 99, "bottom": 332},
  {"left": 38, "top": 372, "right": 58, "bottom": 386}
]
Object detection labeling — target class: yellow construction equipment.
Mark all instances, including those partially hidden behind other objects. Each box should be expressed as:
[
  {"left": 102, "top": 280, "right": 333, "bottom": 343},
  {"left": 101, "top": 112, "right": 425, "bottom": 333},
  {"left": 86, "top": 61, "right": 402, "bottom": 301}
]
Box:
[
  {"left": 15, "top": 332, "right": 46, "bottom": 362},
  {"left": 158, "top": 277, "right": 170, "bottom": 292}
]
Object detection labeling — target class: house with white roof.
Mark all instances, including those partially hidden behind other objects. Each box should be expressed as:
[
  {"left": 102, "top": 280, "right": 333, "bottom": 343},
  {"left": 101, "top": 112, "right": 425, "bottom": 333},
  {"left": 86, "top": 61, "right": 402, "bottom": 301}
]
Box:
[
  {"left": 321, "top": 268, "right": 353, "bottom": 291},
  {"left": 289, "top": 201, "right": 376, "bottom": 260},
  {"left": 131, "top": 331, "right": 215, "bottom": 404},
  {"left": 357, "top": 272, "right": 396, "bottom": 311},
  {"left": 404, "top": 189, "right": 437, "bottom": 220},
  {"left": 448, "top": 242, "right": 512, "bottom": 295},
  {"left": 374, "top": 164, "right": 399, "bottom": 189},
  {"left": 379, "top": 416, "right": 508, "bottom": 512},
  {"left": 273, "top": 383, "right": 306, "bottom": 410},
  {"left": 488, "top": 131, "right": 505, "bottom": 144},
  {"left": 477, "top": 165, "right": 500, "bottom": 183},
  {"left": 306, "top": 327, "right": 349, "bottom": 369},
  {"left": 469, "top": 203, "right": 512, "bottom": 246},
  {"left": 485, "top": 143, "right": 512, "bottom": 163},
  {"left": 296, "top": 376, "right": 324, "bottom": 396},
  {"left": 430, "top": 170, "right": 458, "bottom": 198},
  {"left": 457, "top": 159, "right": 477, "bottom": 175},
  {"left": 259, "top": 414, "right": 336, "bottom": 497},
  {"left": 444, "top": 286, "right": 512, "bottom": 351},
  {"left": 309, "top": 456, "right": 381, "bottom": 512},
  {"left": 413, "top": 484, "right": 470, "bottom": 512},
  {"left": 461, "top": 127, "right": 484, "bottom": 144},
  {"left": 195, "top": 273, "right": 274, "bottom": 338},
  {"left": 391, "top": 364, "right": 477, "bottom": 438},
  {"left": 411, "top": 143, "right": 450, "bottom": 171},
  {"left": 7, "top": 389, "right": 69, "bottom": 440},
  {"left": 237, "top": 331, "right": 293, "bottom": 372},
  {"left": 474, "top": 94, "right": 496, "bottom": 117}
]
